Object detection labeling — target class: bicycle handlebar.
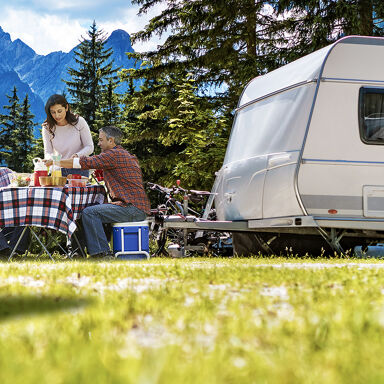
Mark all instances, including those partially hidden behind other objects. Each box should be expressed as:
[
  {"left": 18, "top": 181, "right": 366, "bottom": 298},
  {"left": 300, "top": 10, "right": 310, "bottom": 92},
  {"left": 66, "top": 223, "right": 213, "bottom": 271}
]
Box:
[
  {"left": 147, "top": 182, "right": 214, "bottom": 199},
  {"left": 147, "top": 182, "right": 173, "bottom": 195},
  {"left": 147, "top": 182, "right": 188, "bottom": 197}
]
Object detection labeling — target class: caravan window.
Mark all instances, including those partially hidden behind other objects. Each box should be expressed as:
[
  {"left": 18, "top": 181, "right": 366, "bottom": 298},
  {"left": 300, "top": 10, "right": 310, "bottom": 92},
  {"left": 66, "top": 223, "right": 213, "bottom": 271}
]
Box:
[
  {"left": 359, "top": 87, "right": 384, "bottom": 144},
  {"left": 223, "top": 84, "right": 316, "bottom": 164}
]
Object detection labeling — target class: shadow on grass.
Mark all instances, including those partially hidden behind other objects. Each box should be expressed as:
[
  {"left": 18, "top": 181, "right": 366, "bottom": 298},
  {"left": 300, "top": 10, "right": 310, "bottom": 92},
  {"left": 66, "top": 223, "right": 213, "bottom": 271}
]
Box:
[
  {"left": 0, "top": 295, "right": 91, "bottom": 321},
  {"left": 6, "top": 257, "right": 96, "bottom": 263}
]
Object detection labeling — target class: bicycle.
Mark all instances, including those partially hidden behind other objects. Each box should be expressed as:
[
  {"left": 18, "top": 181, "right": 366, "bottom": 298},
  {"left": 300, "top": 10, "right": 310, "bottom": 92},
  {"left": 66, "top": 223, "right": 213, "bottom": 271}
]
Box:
[{"left": 147, "top": 181, "right": 232, "bottom": 257}]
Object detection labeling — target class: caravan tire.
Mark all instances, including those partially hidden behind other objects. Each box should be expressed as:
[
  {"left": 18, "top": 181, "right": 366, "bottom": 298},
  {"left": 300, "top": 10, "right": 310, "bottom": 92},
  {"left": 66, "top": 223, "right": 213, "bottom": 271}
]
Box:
[
  {"left": 232, "top": 232, "right": 333, "bottom": 257},
  {"left": 232, "top": 232, "right": 270, "bottom": 256}
]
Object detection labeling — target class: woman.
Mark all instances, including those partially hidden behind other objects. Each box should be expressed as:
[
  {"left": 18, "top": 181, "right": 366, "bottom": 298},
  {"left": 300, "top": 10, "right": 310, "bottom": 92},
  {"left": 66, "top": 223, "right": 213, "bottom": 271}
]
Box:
[{"left": 42, "top": 94, "right": 94, "bottom": 176}]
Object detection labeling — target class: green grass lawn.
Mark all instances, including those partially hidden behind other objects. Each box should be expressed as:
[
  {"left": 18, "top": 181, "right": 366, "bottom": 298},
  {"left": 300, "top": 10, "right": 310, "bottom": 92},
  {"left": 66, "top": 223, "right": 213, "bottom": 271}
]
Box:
[{"left": 1, "top": 257, "right": 384, "bottom": 383}]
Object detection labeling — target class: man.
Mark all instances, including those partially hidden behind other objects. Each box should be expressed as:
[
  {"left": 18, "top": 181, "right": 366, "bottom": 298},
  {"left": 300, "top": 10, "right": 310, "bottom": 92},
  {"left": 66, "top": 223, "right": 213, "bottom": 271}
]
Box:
[{"left": 44, "top": 126, "right": 150, "bottom": 259}]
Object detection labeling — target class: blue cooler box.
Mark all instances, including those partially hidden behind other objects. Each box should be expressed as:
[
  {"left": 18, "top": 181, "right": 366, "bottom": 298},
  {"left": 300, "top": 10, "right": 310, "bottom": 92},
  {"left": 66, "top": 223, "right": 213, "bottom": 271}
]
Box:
[{"left": 112, "top": 221, "right": 150, "bottom": 260}]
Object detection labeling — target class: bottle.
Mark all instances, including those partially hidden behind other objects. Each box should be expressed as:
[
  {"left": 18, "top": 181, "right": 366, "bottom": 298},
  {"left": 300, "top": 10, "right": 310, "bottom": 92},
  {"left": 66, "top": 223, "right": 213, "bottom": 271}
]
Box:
[
  {"left": 51, "top": 154, "right": 62, "bottom": 185},
  {"left": 32, "top": 158, "right": 48, "bottom": 186},
  {"left": 51, "top": 167, "right": 62, "bottom": 178}
]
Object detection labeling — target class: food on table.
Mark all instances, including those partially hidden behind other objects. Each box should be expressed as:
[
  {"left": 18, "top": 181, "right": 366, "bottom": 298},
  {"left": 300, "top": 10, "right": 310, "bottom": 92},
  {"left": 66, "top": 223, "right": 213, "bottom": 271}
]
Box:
[
  {"left": 67, "top": 174, "right": 81, "bottom": 180},
  {"left": 52, "top": 176, "right": 67, "bottom": 186},
  {"left": 39, "top": 176, "right": 53, "bottom": 186},
  {"left": 69, "top": 179, "right": 87, "bottom": 187},
  {"left": 10, "top": 173, "right": 32, "bottom": 187},
  {"left": 39, "top": 175, "right": 67, "bottom": 187}
]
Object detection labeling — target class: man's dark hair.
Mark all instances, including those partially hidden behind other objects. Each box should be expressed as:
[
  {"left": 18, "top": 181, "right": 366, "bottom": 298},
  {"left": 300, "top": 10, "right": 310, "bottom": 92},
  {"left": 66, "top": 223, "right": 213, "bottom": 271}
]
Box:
[{"left": 100, "top": 126, "right": 123, "bottom": 145}]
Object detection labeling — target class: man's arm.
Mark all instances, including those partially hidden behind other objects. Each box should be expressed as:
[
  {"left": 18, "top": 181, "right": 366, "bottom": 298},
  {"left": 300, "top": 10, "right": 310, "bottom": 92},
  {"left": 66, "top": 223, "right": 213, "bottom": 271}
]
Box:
[
  {"left": 44, "top": 150, "right": 117, "bottom": 170},
  {"left": 43, "top": 159, "right": 75, "bottom": 168}
]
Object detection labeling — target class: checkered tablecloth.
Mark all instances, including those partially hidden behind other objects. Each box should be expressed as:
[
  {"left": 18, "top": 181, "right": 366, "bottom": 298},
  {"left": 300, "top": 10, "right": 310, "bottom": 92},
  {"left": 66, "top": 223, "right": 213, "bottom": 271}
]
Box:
[
  {"left": 0, "top": 185, "right": 106, "bottom": 238},
  {"left": 0, "top": 168, "right": 13, "bottom": 188}
]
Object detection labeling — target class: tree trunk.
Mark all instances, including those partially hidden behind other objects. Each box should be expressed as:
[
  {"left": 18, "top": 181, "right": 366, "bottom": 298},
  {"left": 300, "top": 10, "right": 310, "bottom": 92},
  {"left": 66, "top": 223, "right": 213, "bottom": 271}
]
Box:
[
  {"left": 245, "top": 1, "right": 258, "bottom": 56},
  {"left": 357, "top": 0, "right": 374, "bottom": 35}
]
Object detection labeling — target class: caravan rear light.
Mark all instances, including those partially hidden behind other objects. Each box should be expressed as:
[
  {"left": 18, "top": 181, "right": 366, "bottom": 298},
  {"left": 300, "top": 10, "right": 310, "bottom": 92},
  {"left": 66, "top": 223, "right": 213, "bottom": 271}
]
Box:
[{"left": 328, "top": 209, "right": 338, "bottom": 214}]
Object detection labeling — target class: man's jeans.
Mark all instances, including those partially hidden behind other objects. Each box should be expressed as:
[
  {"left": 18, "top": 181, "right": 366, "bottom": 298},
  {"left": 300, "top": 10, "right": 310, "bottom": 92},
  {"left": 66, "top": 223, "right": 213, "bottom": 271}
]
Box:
[{"left": 81, "top": 203, "right": 147, "bottom": 256}]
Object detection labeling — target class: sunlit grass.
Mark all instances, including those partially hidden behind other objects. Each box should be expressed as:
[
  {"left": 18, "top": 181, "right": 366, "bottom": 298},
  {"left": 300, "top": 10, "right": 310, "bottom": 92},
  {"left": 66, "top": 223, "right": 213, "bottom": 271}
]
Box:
[{"left": 0, "top": 257, "right": 384, "bottom": 383}]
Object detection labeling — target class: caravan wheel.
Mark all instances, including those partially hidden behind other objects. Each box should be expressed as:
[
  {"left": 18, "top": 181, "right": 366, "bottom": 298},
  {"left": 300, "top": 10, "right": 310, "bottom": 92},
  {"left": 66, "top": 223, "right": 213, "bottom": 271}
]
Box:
[
  {"left": 232, "top": 232, "right": 275, "bottom": 256},
  {"left": 232, "top": 232, "right": 333, "bottom": 257}
]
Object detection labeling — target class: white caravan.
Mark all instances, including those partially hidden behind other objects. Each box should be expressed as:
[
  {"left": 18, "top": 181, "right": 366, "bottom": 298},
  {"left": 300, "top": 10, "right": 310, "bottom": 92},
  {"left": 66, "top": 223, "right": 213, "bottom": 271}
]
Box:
[{"left": 212, "top": 35, "right": 384, "bottom": 255}]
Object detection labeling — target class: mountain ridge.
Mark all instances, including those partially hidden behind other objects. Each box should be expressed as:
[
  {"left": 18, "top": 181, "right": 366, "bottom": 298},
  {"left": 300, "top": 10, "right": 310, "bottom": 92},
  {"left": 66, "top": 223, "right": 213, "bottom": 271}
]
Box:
[{"left": 0, "top": 26, "right": 138, "bottom": 129}]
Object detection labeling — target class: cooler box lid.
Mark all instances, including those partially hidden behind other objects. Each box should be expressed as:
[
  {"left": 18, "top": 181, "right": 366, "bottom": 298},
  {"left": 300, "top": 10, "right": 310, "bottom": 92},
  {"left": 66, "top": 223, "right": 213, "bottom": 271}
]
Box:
[{"left": 112, "top": 221, "right": 149, "bottom": 227}]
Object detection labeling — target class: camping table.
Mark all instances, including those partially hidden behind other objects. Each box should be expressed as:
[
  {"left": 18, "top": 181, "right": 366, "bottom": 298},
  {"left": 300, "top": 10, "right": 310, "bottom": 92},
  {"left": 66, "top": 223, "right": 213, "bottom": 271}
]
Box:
[{"left": 0, "top": 185, "right": 107, "bottom": 260}]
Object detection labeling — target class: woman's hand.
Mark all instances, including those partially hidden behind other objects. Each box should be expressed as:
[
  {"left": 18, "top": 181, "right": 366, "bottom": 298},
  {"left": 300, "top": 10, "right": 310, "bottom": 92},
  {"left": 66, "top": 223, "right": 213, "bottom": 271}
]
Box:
[{"left": 43, "top": 159, "right": 53, "bottom": 167}]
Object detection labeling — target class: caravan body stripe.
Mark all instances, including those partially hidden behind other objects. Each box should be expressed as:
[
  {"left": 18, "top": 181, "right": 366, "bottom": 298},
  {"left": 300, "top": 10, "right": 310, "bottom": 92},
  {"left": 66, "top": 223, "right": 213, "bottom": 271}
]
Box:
[
  {"left": 302, "top": 158, "right": 384, "bottom": 165},
  {"left": 301, "top": 195, "right": 362, "bottom": 210}
]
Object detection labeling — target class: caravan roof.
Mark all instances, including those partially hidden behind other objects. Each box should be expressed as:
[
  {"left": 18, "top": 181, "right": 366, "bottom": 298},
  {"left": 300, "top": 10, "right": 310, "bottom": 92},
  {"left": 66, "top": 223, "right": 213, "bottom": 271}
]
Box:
[{"left": 239, "top": 36, "right": 384, "bottom": 108}]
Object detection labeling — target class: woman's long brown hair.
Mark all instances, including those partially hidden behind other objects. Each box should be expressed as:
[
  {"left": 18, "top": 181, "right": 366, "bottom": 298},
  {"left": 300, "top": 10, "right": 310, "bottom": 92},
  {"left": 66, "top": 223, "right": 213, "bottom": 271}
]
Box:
[{"left": 43, "top": 94, "right": 79, "bottom": 139}]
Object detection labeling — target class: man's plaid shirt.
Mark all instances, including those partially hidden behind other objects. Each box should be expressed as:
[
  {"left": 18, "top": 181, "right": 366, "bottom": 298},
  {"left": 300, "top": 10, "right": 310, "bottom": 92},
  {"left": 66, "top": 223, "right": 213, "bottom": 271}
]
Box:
[{"left": 80, "top": 146, "right": 150, "bottom": 214}]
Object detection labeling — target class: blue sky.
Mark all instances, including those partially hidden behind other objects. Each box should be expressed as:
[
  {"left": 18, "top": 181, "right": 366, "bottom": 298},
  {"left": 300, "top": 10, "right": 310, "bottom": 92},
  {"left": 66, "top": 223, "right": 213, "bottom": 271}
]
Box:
[{"left": 0, "top": 0, "right": 165, "bottom": 55}]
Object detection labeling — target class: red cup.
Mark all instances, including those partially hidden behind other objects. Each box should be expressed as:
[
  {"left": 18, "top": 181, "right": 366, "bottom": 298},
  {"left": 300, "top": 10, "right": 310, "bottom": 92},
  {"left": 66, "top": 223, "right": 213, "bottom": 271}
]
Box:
[
  {"left": 34, "top": 170, "right": 48, "bottom": 186},
  {"left": 72, "top": 174, "right": 81, "bottom": 179}
]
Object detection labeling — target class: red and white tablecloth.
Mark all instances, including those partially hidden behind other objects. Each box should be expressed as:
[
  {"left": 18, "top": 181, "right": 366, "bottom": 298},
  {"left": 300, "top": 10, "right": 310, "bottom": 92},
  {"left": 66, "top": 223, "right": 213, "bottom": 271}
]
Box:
[
  {"left": 0, "top": 185, "right": 106, "bottom": 238},
  {"left": 0, "top": 168, "right": 13, "bottom": 188}
]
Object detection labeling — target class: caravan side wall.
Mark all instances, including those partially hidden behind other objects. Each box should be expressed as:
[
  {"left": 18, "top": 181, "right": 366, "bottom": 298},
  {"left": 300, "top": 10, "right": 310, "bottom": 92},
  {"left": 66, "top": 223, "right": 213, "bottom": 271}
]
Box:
[
  {"left": 215, "top": 83, "right": 316, "bottom": 221},
  {"left": 298, "top": 41, "right": 384, "bottom": 218}
]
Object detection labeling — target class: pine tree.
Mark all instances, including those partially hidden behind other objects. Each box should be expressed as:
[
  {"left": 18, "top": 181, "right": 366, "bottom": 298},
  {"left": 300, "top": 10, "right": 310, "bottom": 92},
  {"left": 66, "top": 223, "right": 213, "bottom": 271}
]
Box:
[
  {"left": 167, "top": 74, "right": 230, "bottom": 190},
  {"left": 128, "top": 0, "right": 384, "bottom": 109},
  {"left": 65, "top": 21, "right": 120, "bottom": 137},
  {"left": 120, "top": 70, "right": 230, "bottom": 189},
  {"left": 120, "top": 74, "right": 177, "bottom": 186},
  {"left": 129, "top": 0, "right": 284, "bottom": 112},
  {"left": 29, "top": 137, "right": 45, "bottom": 165},
  {"left": 19, "top": 95, "right": 37, "bottom": 172},
  {"left": 121, "top": 0, "right": 286, "bottom": 190},
  {"left": 95, "top": 79, "right": 122, "bottom": 131},
  {"left": 276, "top": 0, "right": 384, "bottom": 60},
  {"left": 0, "top": 87, "right": 21, "bottom": 170},
  {"left": 0, "top": 89, "right": 35, "bottom": 171}
]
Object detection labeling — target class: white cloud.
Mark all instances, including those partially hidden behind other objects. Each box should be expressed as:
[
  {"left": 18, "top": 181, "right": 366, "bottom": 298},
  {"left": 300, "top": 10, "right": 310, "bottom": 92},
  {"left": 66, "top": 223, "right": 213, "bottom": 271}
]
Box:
[
  {"left": 0, "top": 2, "right": 168, "bottom": 55},
  {"left": 0, "top": 8, "right": 86, "bottom": 54},
  {"left": 28, "top": 0, "right": 130, "bottom": 12}
]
